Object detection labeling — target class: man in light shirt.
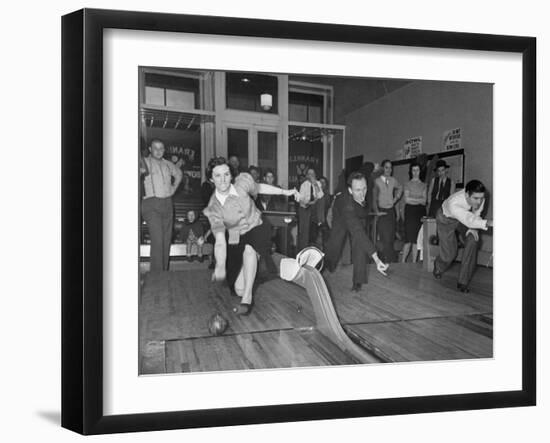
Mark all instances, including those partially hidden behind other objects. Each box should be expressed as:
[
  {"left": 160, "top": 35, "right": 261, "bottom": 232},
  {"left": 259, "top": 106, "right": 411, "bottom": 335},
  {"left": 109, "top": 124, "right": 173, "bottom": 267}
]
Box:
[
  {"left": 140, "top": 139, "right": 183, "bottom": 272},
  {"left": 297, "top": 168, "right": 324, "bottom": 251},
  {"left": 373, "top": 160, "right": 402, "bottom": 262},
  {"left": 433, "top": 179, "right": 493, "bottom": 292}
]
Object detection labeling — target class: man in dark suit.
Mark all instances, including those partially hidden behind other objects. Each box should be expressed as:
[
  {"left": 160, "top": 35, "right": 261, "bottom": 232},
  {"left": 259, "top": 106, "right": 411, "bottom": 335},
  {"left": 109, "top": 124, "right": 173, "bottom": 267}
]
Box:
[
  {"left": 427, "top": 159, "right": 455, "bottom": 218},
  {"left": 325, "top": 172, "right": 389, "bottom": 292}
]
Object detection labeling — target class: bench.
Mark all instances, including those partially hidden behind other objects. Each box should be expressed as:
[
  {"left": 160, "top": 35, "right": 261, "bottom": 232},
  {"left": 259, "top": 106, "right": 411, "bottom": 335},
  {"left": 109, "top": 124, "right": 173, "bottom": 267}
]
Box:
[{"left": 140, "top": 197, "right": 213, "bottom": 259}]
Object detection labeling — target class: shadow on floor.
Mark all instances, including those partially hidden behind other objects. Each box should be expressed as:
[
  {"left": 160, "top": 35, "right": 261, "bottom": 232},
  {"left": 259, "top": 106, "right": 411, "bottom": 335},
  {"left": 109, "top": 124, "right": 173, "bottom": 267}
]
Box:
[{"left": 36, "top": 410, "right": 60, "bottom": 426}]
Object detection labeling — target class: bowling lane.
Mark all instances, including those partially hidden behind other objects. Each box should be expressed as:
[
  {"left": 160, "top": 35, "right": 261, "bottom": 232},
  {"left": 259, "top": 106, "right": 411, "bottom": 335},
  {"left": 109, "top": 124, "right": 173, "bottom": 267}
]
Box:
[
  {"left": 324, "top": 263, "right": 492, "bottom": 323},
  {"left": 140, "top": 270, "right": 316, "bottom": 343},
  {"left": 324, "top": 262, "right": 493, "bottom": 363},
  {"left": 165, "top": 328, "right": 359, "bottom": 373},
  {"left": 140, "top": 268, "right": 347, "bottom": 373},
  {"left": 344, "top": 315, "right": 493, "bottom": 363}
]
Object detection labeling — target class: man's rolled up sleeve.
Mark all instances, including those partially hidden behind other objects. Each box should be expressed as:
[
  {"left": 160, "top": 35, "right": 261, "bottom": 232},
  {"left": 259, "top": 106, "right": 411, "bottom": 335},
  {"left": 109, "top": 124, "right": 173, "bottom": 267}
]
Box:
[{"left": 449, "top": 202, "right": 488, "bottom": 230}]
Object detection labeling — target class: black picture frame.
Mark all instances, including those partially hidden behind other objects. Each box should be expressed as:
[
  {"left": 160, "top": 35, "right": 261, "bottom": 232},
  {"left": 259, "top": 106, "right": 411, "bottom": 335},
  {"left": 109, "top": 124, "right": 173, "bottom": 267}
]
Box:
[{"left": 61, "top": 8, "right": 536, "bottom": 435}]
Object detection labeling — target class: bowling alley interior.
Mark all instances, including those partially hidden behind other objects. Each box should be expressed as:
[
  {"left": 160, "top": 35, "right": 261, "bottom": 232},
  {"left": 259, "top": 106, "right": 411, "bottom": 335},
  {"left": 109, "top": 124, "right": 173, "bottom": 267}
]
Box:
[{"left": 138, "top": 67, "right": 493, "bottom": 375}]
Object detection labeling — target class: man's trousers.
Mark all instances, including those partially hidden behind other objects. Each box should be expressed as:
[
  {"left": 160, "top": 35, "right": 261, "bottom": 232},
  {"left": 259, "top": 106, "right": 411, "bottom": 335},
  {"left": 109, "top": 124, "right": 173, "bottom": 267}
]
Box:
[
  {"left": 141, "top": 197, "right": 173, "bottom": 272},
  {"left": 434, "top": 208, "right": 479, "bottom": 286}
]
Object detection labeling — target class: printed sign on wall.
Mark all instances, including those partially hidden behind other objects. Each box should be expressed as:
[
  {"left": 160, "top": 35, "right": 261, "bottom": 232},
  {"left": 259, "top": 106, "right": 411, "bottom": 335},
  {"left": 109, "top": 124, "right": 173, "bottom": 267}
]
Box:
[
  {"left": 403, "top": 136, "right": 422, "bottom": 159},
  {"left": 443, "top": 127, "right": 462, "bottom": 151}
]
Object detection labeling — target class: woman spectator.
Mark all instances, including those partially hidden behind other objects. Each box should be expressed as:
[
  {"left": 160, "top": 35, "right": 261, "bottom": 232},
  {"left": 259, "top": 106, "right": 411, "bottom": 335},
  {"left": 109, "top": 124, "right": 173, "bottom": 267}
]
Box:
[
  {"left": 400, "top": 162, "right": 427, "bottom": 263},
  {"left": 203, "top": 157, "right": 299, "bottom": 315}
]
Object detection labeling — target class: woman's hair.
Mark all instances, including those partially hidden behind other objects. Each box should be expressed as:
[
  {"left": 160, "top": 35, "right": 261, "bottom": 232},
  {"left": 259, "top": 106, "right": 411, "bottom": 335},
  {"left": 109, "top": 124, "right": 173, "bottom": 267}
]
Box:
[
  {"left": 206, "top": 156, "right": 232, "bottom": 180},
  {"left": 408, "top": 162, "right": 421, "bottom": 180}
]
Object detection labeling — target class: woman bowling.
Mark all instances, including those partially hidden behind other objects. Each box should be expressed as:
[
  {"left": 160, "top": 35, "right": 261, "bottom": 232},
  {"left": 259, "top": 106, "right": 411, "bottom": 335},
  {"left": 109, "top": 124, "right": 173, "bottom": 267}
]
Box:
[{"left": 203, "top": 157, "right": 300, "bottom": 315}]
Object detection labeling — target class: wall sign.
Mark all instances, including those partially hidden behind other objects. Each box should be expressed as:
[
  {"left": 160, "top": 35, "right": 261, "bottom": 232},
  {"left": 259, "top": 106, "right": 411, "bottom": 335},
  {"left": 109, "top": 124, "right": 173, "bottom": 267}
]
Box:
[
  {"left": 443, "top": 127, "right": 462, "bottom": 151},
  {"left": 403, "top": 136, "right": 422, "bottom": 158}
]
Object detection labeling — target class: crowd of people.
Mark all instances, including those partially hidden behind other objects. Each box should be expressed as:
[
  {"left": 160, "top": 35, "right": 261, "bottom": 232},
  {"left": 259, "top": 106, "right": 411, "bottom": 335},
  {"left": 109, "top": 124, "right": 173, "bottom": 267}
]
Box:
[{"left": 140, "top": 139, "right": 493, "bottom": 316}]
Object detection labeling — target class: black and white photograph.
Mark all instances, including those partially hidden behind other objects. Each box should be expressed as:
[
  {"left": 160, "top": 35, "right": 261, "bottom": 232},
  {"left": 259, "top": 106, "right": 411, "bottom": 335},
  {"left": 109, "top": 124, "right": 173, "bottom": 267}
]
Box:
[
  {"left": 138, "top": 67, "right": 494, "bottom": 375},
  {"left": 3, "top": 0, "right": 546, "bottom": 440}
]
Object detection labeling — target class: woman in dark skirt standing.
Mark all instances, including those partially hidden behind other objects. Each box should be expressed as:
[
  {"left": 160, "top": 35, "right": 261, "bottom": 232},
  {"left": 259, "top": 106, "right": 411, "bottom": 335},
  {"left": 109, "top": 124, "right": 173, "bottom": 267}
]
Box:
[
  {"left": 203, "top": 157, "right": 299, "bottom": 315},
  {"left": 401, "top": 162, "right": 427, "bottom": 263}
]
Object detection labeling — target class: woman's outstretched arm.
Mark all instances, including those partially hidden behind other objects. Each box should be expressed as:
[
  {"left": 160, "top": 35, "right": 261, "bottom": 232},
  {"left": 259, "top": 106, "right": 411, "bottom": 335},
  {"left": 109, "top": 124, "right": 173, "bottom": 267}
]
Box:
[{"left": 258, "top": 183, "right": 300, "bottom": 200}]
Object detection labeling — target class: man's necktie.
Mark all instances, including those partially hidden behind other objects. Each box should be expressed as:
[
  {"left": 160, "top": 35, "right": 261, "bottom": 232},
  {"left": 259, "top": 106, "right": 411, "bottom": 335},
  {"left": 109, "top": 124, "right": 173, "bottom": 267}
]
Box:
[
  {"left": 437, "top": 179, "right": 443, "bottom": 200},
  {"left": 310, "top": 183, "right": 315, "bottom": 202}
]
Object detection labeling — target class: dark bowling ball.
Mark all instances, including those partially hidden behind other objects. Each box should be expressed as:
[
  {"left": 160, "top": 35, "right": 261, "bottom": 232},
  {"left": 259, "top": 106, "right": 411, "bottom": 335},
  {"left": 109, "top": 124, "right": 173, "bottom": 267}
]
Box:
[
  {"left": 429, "top": 235, "right": 439, "bottom": 245},
  {"left": 208, "top": 313, "right": 228, "bottom": 336}
]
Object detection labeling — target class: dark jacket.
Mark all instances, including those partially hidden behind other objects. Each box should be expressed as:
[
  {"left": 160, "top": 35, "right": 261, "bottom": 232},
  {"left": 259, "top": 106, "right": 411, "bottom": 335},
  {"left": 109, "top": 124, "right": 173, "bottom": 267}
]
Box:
[{"left": 331, "top": 192, "right": 375, "bottom": 257}]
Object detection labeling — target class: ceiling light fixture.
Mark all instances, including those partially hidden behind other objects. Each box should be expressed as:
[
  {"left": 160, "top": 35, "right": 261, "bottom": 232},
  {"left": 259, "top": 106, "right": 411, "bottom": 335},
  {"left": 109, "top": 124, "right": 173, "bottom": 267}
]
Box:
[{"left": 260, "top": 93, "right": 272, "bottom": 111}]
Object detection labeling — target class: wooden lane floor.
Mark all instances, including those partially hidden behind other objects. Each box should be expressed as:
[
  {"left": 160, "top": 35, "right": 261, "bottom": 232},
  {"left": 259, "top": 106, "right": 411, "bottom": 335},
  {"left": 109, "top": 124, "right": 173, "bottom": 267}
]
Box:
[
  {"left": 139, "top": 269, "right": 366, "bottom": 373},
  {"left": 140, "top": 261, "right": 493, "bottom": 373},
  {"left": 165, "top": 328, "right": 358, "bottom": 373},
  {"left": 324, "top": 262, "right": 493, "bottom": 363},
  {"left": 140, "top": 270, "right": 316, "bottom": 341}
]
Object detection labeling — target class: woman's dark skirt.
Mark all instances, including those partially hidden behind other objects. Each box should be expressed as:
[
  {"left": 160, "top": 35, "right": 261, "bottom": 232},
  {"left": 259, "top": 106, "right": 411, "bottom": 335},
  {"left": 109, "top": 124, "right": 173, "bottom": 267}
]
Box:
[
  {"left": 404, "top": 204, "right": 426, "bottom": 243},
  {"left": 226, "top": 219, "right": 272, "bottom": 289}
]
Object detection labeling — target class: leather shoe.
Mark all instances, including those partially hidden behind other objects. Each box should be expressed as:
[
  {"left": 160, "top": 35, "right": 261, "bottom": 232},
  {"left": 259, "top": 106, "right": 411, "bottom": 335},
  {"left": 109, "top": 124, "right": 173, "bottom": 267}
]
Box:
[
  {"left": 351, "top": 283, "right": 362, "bottom": 292},
  {"left": 233, "top": 303, "right": 252, "bottom": 316},
  {"left": 457, "top": 283, "right": 470, "bottom": 293},
  {"left": 432, "top": 266, "right": 442, "bottom": 279}
]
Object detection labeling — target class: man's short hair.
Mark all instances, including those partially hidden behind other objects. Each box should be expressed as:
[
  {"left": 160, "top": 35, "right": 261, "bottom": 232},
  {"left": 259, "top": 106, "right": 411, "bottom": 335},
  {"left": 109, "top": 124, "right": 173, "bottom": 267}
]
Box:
[
  {"left": 465, "top": 179, "right": 486, "bottom": 195},
  {"left": 381, "top": 159, "right": 392, "bottom": 168},
  {"left": 347, "top": 171, "right": 366, "bottom": 187},
  {"left": 149, "top": 138, "right": 164, "bottom": 148}
]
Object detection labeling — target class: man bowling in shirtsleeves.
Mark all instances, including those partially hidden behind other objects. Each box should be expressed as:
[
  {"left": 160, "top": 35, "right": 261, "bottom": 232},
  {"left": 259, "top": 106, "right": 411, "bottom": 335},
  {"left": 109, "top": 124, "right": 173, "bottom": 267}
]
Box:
[{"left": 432, "top": 179, "right": 494, "bottom": 293}]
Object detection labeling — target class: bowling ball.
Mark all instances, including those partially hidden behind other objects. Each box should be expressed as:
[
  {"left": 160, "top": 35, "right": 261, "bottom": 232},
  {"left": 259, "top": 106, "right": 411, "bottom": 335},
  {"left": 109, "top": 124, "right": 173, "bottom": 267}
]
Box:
[
  {"left": 429, "top": 235, "right": 439, "bottom": 245},
  {"left": 208, "top": 313, "right": 228, "bottom": 336}
]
